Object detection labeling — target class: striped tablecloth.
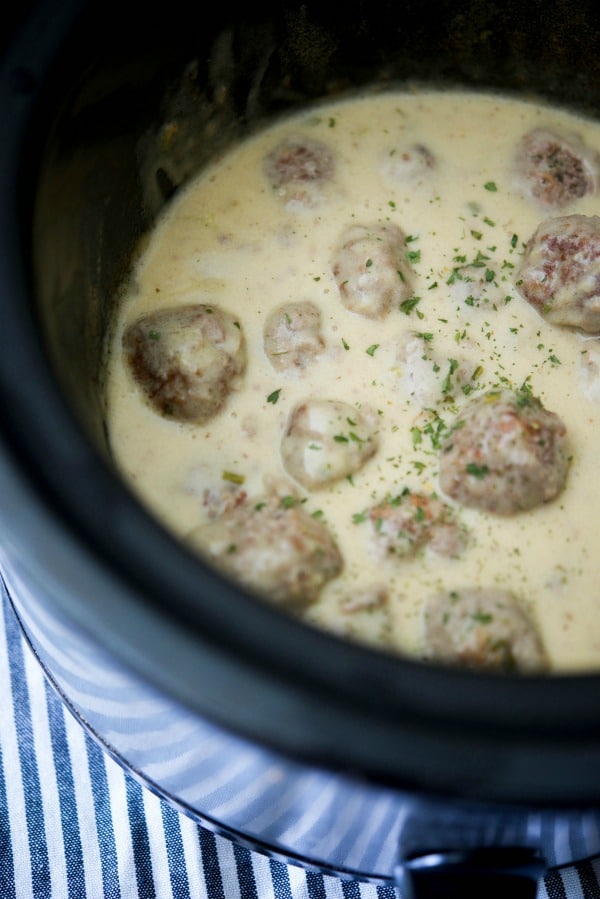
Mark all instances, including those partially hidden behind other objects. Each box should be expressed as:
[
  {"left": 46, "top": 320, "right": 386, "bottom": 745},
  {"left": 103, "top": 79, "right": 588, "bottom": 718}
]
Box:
[{"left": 1, "top": 587, "right": 599, "bottom": 899}]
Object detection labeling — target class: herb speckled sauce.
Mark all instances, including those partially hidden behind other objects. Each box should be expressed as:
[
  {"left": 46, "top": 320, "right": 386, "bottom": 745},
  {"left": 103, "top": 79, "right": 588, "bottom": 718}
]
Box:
[{"left": 106, "top": 89, "right": 600, "bottom": 672}]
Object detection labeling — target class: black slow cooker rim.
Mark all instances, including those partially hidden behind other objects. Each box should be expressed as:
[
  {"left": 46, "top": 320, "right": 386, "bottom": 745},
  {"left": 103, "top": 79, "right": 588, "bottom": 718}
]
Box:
[{"left": 3, "top": 0, "right": 600, "bottom": 808}]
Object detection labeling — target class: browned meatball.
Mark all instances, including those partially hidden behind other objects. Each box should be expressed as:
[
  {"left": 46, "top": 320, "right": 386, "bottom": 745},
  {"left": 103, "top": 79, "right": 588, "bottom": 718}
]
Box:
[
  {"left": 281, "top": 398, "right": 379, "bottom": 490},
  {"left": 423, "top": 588, "right": 548, "bottom": 673},
  {"left": 513, "top": 127, "right": 599, "bottom": 208},
  {"left": 263, "top": 136, "right": 335, "bottom": 209},
  {"left": 263, "top": 301, "right": 325, "bottom": 373},
  {"left": 331, "top": 222, "right": 414, "bottom": 319},
  {"left": 516, "top": 214, "right": 600, "bottom": 333},
  {"left": 187, "top": 492, "right": 343, "bottom": 610},
  {"left": 438, "top": 388, "right": 569, "bottom": 516},
  {"left": 365, "top": 490, "right": 467, "bottom": 559},
  {"left": 122, "top": 304, "right": 246, "bottom": 423}
]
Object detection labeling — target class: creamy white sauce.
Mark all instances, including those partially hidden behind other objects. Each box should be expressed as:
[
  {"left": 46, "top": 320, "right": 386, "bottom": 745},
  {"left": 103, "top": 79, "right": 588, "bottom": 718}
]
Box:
[{"left": 106, "top": 89, "right": 600, "bottom": 672}]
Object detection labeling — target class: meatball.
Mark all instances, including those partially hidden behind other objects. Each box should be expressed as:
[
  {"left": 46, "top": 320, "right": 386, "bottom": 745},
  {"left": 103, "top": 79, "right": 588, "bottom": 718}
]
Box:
[
  {"left": 397, "top": 332, "right": 479, "bottom": 406},
  {"left": 366, "top": 490, "right": 467, "bottom": 559},
  {"left": 281, "top": 399, "right": 379, "bottom": 490},
  {"left": 263, "top": 136, "right": 334, "bottom": 209},
  {"left": 423, "top": 588, "right": 548, "bottom": 673},
  {"left": 379, "top": 143, "right": 435, "bottom": 183},
  {"left": 516, "top": 214, "right": 600, "bottom": 333},
  {"left": 331, "top": 222, "right": 414, "bottom": 319},
  {"left": 513, "top": 127, "right": 599, "bottom": 208},
  {"left": 123, "top": 304, "right": 246, "bottom": 423},
  {"left": 438, "top": 388, "right": 569, "bottom": 516},
  {"left": 263, "top": 301, "right": 325, "bottom": 373},
  {"left": 187, "top": 493, "right": 343, "bottom": 610}
]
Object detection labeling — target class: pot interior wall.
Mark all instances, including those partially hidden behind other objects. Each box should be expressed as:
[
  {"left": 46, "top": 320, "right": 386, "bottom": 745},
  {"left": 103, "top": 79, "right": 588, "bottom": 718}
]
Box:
[{"left": 30, "top": 0, "right": 600, "bottom": 455}]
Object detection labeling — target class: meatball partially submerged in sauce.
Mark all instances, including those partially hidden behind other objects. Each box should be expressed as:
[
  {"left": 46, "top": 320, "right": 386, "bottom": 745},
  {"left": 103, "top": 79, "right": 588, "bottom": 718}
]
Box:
[
  {"left": 123, "top": 304, "right": 246, "bottom": 423},
  {"left": 331, "top": 222, "right": 414, "bottom": 319},
  {"left": 423, "top": 588, "right": 548, "bottom": 673},
  {"left": 263, "top": 300, "right": 326, "bottom": 373},
  {"left": 263, "top": 136, "right": 334, "bottom": 209},
  {"left": 516, "top": 214, "right": 600, "bottom": 333},
  {"left": 439, "top": 388, "right": 569, "bottom": 515},
  {"left": 513, "top": 127, "right": 599, "bottom": 208},
  {"left": 281, "top": 399, "right": 379, "bottom": 490},
  {"left": 187, "top": 492, "right": 343, "bottom": 610},
  {"left": 365, "top": 490, "right": 467, "bottom": 560}
]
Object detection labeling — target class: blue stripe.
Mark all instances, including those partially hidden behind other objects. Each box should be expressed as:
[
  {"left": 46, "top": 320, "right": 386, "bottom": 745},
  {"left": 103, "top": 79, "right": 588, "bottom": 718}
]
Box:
[
  {"left": 46, "top": 682, "right": 87, "bottom": 899},
  {"left": 161, "top": 802, "right": 191, "bottom": 897},
  {"left": 85, "top": 737, "right": 121, "bottom": 899},
  {"left": 269, "top": 857, "right": 293, "bottom": 899},
  {"left": 578, "top": 858, "right": 600, "bottom": 899},
  {"left": 0, "top": 746, "right": 16, "bottom": 899},
  {"left": 3, "top": 599, "right": 51, "bottom": 895},
  {"left": 305, "top": 870, "right": 326, "bottom": 899},
  {"left": 126, "top": 775, "right": 156, "bottom": 899},
  {"left": 234, "top": 842, "right": 259, "bottom": 899},
  {"left": 545, "top": 867, "right": 568, "bottom": 899},
  {"left": 341, "top": 880, "right": 362, "bottom": 899},
  {"left": 198, "top": 829, "right": 225, "bottom": 899},
  {"left": 375, "top": 882, "right": 399, "bottom": 899}
]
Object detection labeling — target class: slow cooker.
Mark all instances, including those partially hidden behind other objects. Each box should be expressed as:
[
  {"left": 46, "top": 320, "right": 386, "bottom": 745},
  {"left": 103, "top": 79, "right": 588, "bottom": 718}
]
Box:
[{"left": 1, "top": 1, "right": 600, "bottom": 895}]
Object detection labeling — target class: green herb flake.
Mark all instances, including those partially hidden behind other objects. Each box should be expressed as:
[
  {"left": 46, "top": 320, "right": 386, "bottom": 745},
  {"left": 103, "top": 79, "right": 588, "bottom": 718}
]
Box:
[
  {"left": 352, "top": 512, "right": 367, "bottom": 524},
  {"left": 484, "top": 181, "right": 498, "bottom": 192},
  {"left": 148, "top": 330, "right": 161, "bottom": 341},
  {"left": 267, "top": 388, "right": 282, "bottom": 404},
  {"left": 342, "top": 337, "right": 350, "bottom": 350},
  {"left": 366, "top": 343, "right": 380, "bottom": 356},
  {"left": 334, "top": 434, "right": 349, "bottom": 443},
  {"left": 465, "top": 462, "right": 489, "bottom": 479},
  {"left": 410, "top": 426, "right": 422, "bottom": 446},
  {"left": 222, "top": 470, "right": 245, "bottom": 485},
  {"left": 400, "top": 296, "right": 421, "bottom": 315}
]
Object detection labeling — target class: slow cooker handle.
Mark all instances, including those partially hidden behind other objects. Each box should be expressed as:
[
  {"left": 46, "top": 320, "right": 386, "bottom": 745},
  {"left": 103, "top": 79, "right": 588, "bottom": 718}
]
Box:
[{"left": 396, "top": 846, "right": 547, "bottom": 899}]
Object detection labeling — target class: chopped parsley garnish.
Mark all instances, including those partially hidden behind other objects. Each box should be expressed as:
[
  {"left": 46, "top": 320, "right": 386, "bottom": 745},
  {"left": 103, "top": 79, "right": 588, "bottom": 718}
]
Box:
[
  {"left": 484, "top": 181, "right": 498, "bottom": 192},
  {"left": 465, "top": 462, "right": 489, "bottom": 479},
  {"left": 366, "top": 343, "right": 379, "bottom": 356},
  {"left": 400, "top": 296, "right": 421, "bottom": 315},
  {"left": 267, "top": 388, "right": 282, "bottom": 404}
]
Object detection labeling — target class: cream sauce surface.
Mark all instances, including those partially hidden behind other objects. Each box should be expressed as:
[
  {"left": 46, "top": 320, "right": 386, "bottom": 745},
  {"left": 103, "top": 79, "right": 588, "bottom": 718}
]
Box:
[{"left": 106, "top": 89, "right": 600, "bottom": 672}]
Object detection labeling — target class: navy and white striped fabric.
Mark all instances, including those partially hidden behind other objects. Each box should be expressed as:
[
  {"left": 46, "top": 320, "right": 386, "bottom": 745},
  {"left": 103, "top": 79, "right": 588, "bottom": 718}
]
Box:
[{"left": 1, "top": 589, "right": 600, "bottom": 899}]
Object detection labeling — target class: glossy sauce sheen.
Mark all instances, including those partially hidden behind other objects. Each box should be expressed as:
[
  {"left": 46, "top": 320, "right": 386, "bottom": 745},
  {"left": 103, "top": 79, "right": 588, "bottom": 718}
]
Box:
[{"left": 106, "top": 90, "right": 600, "bottom": 672}]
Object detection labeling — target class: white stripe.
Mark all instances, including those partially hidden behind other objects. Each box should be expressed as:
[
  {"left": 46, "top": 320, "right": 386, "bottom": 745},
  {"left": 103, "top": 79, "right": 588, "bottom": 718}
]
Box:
[
  {"left": 104, "top": 753, "right": 140, "bottom": 898},
  {"left": 216, "top": 834, "right": 242, "bottom": 899},
  {"left": 0, "top": 608, "right": 34, "bottom": 899},
  {"left": 250, "top": 851, "right": 276, "bottom": 899},
  {"left": 322, "top": 873, "right": 345, "bottom": 898},
  {"left": 179, "top": 814, "right": 208, "bottom": 898},
  {"left": 142, "top": 787, "right": 175, "bottom": 899},
  {"left": 63, "top": 710, "right": 105, "bottom": 899},
  {"left": 22, "top": 645, "right": 69, "bottom": 898},
  {"left": 287, "top": 860, "right": 310, "bottom": 898}
]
